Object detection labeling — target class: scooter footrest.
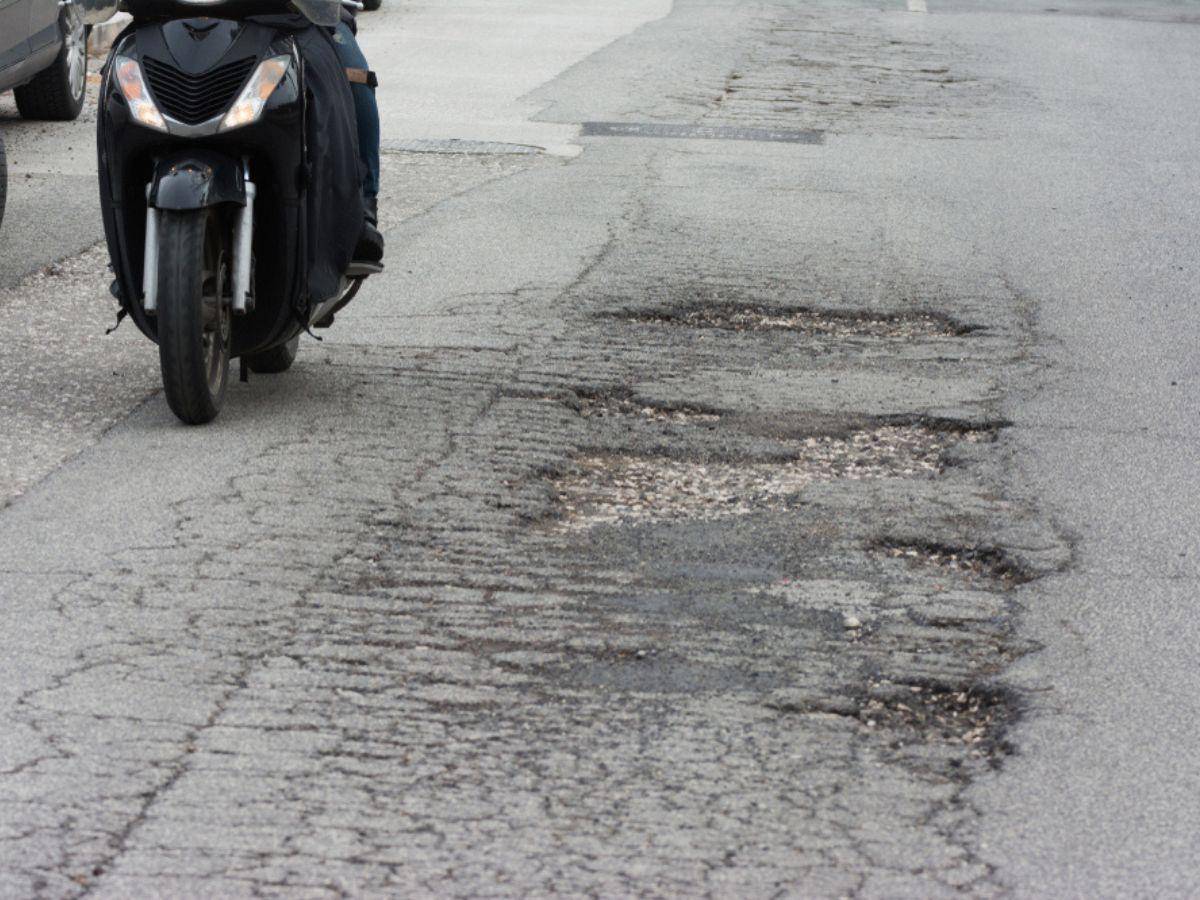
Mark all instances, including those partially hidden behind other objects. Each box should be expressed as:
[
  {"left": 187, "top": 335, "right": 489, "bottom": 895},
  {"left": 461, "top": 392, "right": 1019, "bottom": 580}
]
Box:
[{"left": 346, "top": 261, "right": 383, "bottom": 278}]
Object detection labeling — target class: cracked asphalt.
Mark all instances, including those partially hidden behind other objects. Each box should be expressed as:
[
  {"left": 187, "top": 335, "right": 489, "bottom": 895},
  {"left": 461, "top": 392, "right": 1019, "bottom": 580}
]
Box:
[{"left": 0, "top": 0, "right": 1197, "bottom": 896}]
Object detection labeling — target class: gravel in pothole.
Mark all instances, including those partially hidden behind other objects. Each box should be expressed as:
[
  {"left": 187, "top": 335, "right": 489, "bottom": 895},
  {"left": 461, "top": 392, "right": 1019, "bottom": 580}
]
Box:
[
  {"left": 767, "top": 680, "right": 1014, "bottom": 760},
  {"left": 875, "top": 543, "right": 1028, "bottom": 588},
  {"left": 555, "top": 425, "right": 978, "bottom": 529},
  {"left": 619, "top": 304, "right": 967, "bottom": 338},
  {"left": 862, "top": 682, "right": 1015, "bottom": 762},
  {"left": 576, "top": 394, "right": 722, "bottom": 425}
]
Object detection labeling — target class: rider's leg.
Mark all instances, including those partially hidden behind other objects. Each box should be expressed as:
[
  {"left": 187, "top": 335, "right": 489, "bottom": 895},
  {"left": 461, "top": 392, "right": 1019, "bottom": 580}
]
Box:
[{"left": 331, "top": 22, "right": 381, "bottom": 218}]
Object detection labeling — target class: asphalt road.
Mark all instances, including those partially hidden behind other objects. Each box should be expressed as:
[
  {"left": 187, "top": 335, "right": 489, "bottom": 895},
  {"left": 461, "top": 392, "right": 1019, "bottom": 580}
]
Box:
[
  {"left": 941, "top": 2, "right": 1200, "bottom": 894},
  {"left": 0, "top": 0, "right": 1196, "bottom": 896}
]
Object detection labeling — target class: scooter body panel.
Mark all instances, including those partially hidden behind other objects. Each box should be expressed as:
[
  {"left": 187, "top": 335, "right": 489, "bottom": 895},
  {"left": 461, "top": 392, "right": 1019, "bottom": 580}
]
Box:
[{"left": 150, "top": 152, "right": 248, "bottom": 211}]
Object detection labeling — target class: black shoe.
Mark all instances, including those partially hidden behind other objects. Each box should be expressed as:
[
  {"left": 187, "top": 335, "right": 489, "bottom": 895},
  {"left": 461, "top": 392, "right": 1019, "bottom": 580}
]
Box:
[{"left": 353, "top": 220, "right": 384, "bottom": 264}]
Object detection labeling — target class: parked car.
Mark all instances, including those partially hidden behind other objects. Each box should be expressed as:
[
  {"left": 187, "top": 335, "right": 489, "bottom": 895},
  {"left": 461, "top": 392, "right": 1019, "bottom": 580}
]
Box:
[{"left": 1, "top": 1, "right": 119, "bottom": 231}]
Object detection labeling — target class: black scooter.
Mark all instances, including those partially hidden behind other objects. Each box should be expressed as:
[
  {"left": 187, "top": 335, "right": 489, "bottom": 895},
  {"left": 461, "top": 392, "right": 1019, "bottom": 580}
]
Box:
[{"left": 99, "top": 0, "right": 379, "bottom": 424}]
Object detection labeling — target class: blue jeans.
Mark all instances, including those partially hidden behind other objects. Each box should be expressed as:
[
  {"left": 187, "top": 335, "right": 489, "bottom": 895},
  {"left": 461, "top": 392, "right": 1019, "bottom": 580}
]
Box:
[{"left": 331, "top": 23, "right": 381, "bottom": 201}]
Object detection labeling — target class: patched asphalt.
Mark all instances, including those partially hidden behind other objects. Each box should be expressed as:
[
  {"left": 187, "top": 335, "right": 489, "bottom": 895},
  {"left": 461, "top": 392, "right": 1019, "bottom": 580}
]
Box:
[{"left": 0, "top": 0, "right": 1196, "bottom": 896}]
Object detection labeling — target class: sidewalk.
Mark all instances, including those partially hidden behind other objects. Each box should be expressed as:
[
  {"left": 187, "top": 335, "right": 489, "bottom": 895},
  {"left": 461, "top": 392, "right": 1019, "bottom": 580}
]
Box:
[{"left": 89, "top": 13, "right": 130, "bottom": 55}]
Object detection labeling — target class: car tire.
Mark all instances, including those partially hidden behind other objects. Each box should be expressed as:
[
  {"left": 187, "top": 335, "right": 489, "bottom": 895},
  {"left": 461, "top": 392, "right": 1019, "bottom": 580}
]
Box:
[{"left": 14, "top": 9, "right": 88, "bottom": 122}]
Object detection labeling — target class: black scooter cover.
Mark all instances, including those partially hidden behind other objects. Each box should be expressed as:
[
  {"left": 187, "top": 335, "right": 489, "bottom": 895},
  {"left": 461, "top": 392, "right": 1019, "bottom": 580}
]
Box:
[
  {"left": 100, "top": 16, "right": 366, "bottom": 322},
  {"left": 287, "top": 21, "right": 367, "bottom": 307}
]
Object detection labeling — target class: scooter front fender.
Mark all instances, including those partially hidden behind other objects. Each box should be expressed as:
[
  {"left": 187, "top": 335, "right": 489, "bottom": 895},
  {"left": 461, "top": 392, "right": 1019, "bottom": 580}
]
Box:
[{"left": 150, "top": 151, "right": 245, "bottom": 211}]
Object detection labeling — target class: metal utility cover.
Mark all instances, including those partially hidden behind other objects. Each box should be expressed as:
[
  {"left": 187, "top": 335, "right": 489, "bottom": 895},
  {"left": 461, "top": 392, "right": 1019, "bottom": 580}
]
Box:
[{"left": 582, "top": 122, "right": 823, "bottom": 144}]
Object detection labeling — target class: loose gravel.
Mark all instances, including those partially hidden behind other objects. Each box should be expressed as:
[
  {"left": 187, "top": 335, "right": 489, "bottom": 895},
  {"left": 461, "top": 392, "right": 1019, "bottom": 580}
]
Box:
[
  {"left": 618, "top": 303, "right": 968, "bottom": 337},
  {"left": 876, "top": 542, "right": 1028, "bottom": 587},
  {"left": 575, "top": 393, "right": 722, "bottom": 425},
  {"left": 863, "top": 681, "right": 1016, "bottom": 762},
  {"left": 556, "top": 425, "right": 978, "bottom": 529}
]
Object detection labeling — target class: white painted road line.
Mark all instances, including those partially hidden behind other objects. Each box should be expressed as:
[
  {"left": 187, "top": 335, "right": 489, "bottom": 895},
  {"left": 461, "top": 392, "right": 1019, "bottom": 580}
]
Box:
[{"left": 908, "top": 0, "right": 928, "bottom": 11}]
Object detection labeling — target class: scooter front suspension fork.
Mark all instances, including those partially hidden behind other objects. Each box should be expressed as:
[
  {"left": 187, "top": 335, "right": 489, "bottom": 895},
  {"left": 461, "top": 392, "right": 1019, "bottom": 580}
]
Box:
[
  {"left": 142, "top": 184, "right": 159, "bottom": 314},
  {"left": 231, "top": 180, "right": 256, "bottom": 315},
  {"left": 140, "top": 176, "right": 257, "bottom": 316}
]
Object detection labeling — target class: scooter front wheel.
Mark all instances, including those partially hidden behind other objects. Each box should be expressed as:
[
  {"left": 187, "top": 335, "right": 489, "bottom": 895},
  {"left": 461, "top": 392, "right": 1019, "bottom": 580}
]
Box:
[{"left": 156, "top": 209, "right": 231, "bottom": 425}]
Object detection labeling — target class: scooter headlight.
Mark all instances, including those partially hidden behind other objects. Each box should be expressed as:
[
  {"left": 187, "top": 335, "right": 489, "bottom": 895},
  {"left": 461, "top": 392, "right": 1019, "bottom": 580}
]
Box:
[
  {"left": 221, "top": 56, "right": 293, "bottom": 132},
  {"left": 113, "top": 56, "right": 167, "bottom": 133}
]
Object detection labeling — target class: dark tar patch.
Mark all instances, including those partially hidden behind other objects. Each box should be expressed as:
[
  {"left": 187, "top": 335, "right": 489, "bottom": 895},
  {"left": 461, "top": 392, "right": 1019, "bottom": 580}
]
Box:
[{"left": 581, "top": 121, "right": 824, "bottom": 145}]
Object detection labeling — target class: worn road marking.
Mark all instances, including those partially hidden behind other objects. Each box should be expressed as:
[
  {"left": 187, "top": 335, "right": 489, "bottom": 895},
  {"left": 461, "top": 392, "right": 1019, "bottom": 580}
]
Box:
[{"left": 908, "top": 0, "right": 928, "bottom": 12}]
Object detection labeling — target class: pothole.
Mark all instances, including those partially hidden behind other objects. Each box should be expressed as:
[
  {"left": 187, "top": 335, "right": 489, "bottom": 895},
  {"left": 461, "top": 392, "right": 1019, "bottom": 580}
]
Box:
[
  {"left": 574, "top": 391, "right": 722, "bottom": 425},
  {"left": 767, "top": 679, "right": 1017, "bottom": 763},
  {"left": 874, "top": 542, "right": 1030, "bottom": 588},
  {"left": 554, "top": 425, "right": 981, "bottom": 529},
  {"left": 506, "top": 389, "right": 724, "bottom": 425},
  {"left": 863, "top": 681, "right": 1016, "bottom": 763},
  {"left": 612, "top": 303, "right": 972, "bottom": 338}
]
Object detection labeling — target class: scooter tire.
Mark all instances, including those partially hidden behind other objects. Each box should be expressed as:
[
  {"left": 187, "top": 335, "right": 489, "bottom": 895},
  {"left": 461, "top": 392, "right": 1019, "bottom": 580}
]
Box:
[
  {"left": 244, "top": 335, "right": 300, "bottom": 374},
  {"left": 157, "top": 210, "right": 231, "bottom": 425}
]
